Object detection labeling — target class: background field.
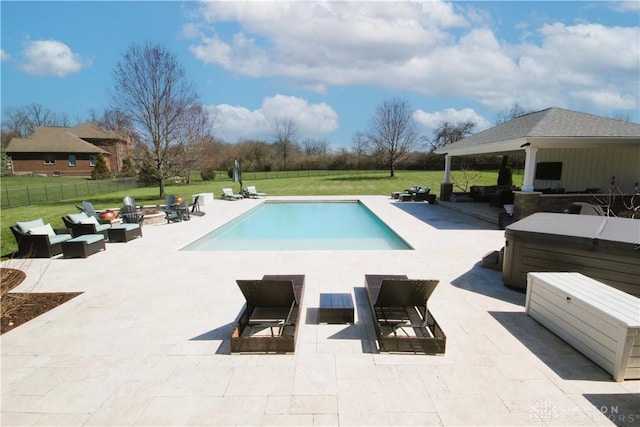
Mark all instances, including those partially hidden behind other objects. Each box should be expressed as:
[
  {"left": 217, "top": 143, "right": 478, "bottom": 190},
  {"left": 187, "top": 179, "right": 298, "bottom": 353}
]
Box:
[{"left": 1, "top": 170, "right": 523, "bottom": 257}]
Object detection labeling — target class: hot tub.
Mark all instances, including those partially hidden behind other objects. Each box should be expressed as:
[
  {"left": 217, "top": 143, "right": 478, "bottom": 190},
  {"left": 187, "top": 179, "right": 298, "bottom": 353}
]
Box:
[{"left": 502, "top": 213, "right": 640, "bottom": 297}]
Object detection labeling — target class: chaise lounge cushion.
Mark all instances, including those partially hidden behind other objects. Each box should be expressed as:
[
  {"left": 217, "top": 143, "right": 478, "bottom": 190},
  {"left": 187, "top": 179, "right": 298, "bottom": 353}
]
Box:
[
  {"left": 28, "top": 224, "right": 56, "bottom": 237},
  {"left": 49, "top": 233, "right": 73, "bottom": 244},
  {"left": 28, "top": 224, "right": 71, "bottom": 244},
  {"left": 66, "top": 212, "right": 88, "bottom": 224},
  {"left": 80, "top": 216, "right": 99, "bottom": 225},
  {"left": 17, "top": 218, "right": 46, "bottom": 234},
  {"left": 67, "top": 212, "right": 111, "bottom": 232}
]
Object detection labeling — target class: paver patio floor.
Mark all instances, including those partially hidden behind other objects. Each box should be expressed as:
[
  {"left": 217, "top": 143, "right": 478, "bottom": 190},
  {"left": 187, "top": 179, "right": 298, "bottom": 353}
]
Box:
[{"left": 2, "top": 196, "right": 638, "bottom": 426}]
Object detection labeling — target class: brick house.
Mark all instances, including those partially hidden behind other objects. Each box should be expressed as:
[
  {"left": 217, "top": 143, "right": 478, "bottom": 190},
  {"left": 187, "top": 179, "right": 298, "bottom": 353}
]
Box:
[{"left": 5, "top": 123, "right": 133, "bottom": 177}]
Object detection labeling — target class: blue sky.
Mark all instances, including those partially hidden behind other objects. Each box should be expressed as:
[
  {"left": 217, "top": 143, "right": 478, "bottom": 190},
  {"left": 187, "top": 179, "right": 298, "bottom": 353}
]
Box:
[{"left": 2, "top": 1, "right": 639, "bottom": 150}]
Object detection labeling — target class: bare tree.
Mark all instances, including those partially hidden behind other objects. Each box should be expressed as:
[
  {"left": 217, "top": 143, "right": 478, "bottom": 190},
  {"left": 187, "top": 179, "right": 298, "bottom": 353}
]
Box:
[
  {"left": 110, "top": 42, "right": 206, "bottom": 198},
  {"left": 611, "top": 112, "right": 632, "bottom": 122},
  {"left": 2, "top": 103, "right": 69, "bottom": 137},
  {"left": 366, "top": 98, "right": 419, "bottom": 177},
  {"left": 171, "top": 104, "right": 213, "bottom": 183},
  {"left": 430, "top": 120, "right": 476, "bottom": 150},
  {"left": 301, "top": 138, "right": 328, "bottom": 156},
  {"left": 495, "top": 102, "right": 530, "bottom": 124},
  {"left": 271, "top": 117, "right": 299, "bottom": 170},
  {"left": 88, "top": 108, "right": 134, "bottom": 133}
]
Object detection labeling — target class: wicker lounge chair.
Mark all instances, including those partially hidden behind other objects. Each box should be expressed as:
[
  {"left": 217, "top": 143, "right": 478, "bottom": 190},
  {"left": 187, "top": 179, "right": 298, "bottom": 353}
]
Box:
[
  {"left": 231, "top": 274, "right": 305, "bottom": 353},
  {"left": 364, "top": 274, "right": 446, "bottom": 354},
  {"left": 10, "top": 219, "right": 72, "bottom": 258},
  {"left": 62, "top": 212, "right": 112, "bottom": 239},
  {"left": 222, "top": 188, "right": 244, "bottom": 200},
  {"left": 243, "top": 185, "right": 267, "bottom": 198},
  {"left": 413, "top": 187, "right": 431, "bottom": 201}
]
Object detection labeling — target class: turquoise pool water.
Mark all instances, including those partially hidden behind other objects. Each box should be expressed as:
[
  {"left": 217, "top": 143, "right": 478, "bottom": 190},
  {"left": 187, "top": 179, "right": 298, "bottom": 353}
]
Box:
[{"left": 181, "top": 201, "right": 412, "bottom": 251}]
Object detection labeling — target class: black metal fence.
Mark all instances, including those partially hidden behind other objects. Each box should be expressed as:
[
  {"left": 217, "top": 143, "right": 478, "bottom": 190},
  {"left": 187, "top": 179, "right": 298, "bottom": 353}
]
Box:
[
  {"left": 1, "top": 178, "right": 145, "bottom": 208},
  {"left": 1, "top": 170, "right": 391, "bottom": 208}
]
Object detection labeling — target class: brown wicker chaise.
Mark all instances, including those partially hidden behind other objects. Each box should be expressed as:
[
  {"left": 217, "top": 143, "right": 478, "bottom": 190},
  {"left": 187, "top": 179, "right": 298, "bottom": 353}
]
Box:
[
  {"left": 364, "top": 274, "right": 446, "bottom": 354},
  {"left": 231, "top": 274, "right": 305, "bottom": 354}
]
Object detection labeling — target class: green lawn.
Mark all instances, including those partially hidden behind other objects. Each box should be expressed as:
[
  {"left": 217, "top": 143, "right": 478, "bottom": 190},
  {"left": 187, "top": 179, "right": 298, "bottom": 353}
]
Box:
[{"left": 1, "top": 170, "right": 521, "bottom": 257}]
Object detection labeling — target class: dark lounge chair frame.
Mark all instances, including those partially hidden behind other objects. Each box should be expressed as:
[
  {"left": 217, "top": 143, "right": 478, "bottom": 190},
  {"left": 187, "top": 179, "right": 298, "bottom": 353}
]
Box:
[
  {"left": 231, "top": 274, "right": 305, "bottom": 354},
  {"left": 10, "top": 225, "right": 71, "bottom": 258},
  {"left": 364, "top": 274, "right": 446, "bottom": 354},
  {"left": 61, "top": 215, "right": 110, "bottom": 239}
]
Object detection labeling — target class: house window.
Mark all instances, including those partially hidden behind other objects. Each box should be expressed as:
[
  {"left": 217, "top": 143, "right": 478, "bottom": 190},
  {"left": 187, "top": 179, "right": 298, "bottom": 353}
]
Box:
[
  {"left": 44, "top": 154, "right": 55, "bottom": 165},
  {"left": 89, "top": 155, "right": 97, "bottom": 166},
  {"left": 68, "top": 154, "right": 77, "bottom": 166}
]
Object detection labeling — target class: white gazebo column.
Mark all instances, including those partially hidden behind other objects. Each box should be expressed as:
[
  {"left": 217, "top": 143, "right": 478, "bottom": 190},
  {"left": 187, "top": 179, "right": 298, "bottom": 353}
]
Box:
[
  {"left": 440, "top": 155, "right": 454, "bottom": 201},
  {"left": 443, "top": 155, "right": 452, "bottom": 183},
  {"left": 513, "top": 146, "right": 541, "bottom": 220},
  {"left": 521, "top": 146, "right": 538, "bottom": 192}
]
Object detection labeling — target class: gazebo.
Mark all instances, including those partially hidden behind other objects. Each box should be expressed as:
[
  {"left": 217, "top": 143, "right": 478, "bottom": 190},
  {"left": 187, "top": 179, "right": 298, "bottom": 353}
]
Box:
[{"left": 434, "top": 108, "right": 640, "bottom": 219}]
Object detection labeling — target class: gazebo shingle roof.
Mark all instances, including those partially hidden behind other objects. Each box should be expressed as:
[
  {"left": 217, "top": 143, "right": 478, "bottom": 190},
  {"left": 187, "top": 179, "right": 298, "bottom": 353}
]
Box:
[{"left": 435, "top": 108, "right": 640, "bottom": 155}]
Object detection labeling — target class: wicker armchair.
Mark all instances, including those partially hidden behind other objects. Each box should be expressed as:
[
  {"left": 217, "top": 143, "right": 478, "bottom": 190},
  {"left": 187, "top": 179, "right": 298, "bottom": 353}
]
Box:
[
  {"left": 62, "top": 212, "right": 111, "bottom": 239},
  {"left": 10, "top": 219, "right": 72, "bottom": 258}
]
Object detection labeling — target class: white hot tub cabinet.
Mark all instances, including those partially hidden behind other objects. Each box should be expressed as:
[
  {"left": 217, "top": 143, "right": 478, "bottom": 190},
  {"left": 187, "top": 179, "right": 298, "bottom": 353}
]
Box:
[{"left": 526, "top": 272, "right": 640, "bottom": 381}]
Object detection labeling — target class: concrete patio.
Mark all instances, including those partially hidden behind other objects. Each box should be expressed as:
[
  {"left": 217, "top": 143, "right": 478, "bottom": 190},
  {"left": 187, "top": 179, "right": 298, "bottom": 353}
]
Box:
[{"left": 2, "top": 196, "right": 638, "bottom": 426}]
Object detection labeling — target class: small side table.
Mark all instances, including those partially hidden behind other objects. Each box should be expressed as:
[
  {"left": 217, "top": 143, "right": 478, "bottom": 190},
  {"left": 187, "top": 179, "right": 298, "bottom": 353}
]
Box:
[{"left": 318, "top": 293, "right": 354, "bottom": 324}]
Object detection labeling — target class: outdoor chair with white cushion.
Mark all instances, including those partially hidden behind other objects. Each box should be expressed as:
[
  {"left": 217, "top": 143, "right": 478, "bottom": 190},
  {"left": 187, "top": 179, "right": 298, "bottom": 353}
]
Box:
[
  {"left": 222, "top": 188, "right": 244, "bottom": 200},
  {"left": 10, "top": 218, "right": 72, "bottom": 258},
  {"left": 243, "top": 186, "right": 267, "bottom": 198},
  {"left": 62, "top": 212, "right": 112, "bottom": 239}
]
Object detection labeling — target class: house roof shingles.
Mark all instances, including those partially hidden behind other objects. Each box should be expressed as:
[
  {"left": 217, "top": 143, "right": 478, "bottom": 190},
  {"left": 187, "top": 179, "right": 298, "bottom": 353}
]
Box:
[
  {"left": 69, "top": 122, "right": 125, "bottom": 140},
  {"left": 435, "top": 108, "right": 640, "bottom": 155},
  {"left": 5, "top": 124, "right": 121, "bottom": 154}
]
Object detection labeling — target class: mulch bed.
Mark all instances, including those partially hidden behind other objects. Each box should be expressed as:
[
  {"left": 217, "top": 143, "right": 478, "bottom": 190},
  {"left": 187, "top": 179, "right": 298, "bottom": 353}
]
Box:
[{"left": 1, "top": 267, "right": 82, "bottom": 335}]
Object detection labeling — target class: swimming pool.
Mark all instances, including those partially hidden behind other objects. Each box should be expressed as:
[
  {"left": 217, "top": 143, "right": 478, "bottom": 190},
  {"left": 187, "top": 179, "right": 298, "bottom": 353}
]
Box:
[{"left": 181, "top": 201, "right": 412, "bottom": 251}]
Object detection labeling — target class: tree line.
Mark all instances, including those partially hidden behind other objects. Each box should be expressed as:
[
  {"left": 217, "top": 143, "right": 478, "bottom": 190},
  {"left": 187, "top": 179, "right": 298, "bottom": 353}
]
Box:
[{"left": 1, "top": 42, "right": 528, "bottom": 196}]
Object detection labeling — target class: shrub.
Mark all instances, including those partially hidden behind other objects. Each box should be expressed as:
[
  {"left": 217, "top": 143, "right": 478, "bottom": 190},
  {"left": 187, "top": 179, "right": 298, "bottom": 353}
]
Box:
[
  {"left": 119, "top": 157, "right": 137, "bottom": 178},
  {"left": 200, "top": 168, "right": 216, "bottom": 181},
  {"left": 91, "top": 154, "right": 111, "bottom": 180}
]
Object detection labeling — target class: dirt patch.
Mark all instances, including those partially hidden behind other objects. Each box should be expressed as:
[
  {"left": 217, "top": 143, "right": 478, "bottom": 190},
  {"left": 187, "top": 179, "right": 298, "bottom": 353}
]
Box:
[{"left": 1, "top": 268, "right": 82, "bottom": 335}]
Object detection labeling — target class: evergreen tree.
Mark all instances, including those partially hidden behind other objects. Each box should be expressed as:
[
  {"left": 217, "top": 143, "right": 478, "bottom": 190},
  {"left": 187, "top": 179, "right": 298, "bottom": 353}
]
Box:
[
  {"left": 0, "top": 145, "right": 12, "bottom": 176},
  {"left": 91, "top": 154, "right": 111, "bottom": 180},
  {"left": 119, "top": 157, "right": 137, "bottom": 177}
]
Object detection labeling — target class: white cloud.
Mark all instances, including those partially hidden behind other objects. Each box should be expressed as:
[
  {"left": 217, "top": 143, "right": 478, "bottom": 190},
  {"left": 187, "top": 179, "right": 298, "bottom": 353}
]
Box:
[
  {"left": 413, "top": 108, "right": 491, "bottom": 137},
  {"left": 514, "top": 23, "right": 639, "bottom": 111},
  {"left": 211, "top": 94, "right": 338, "bottom": 142},
  {"left": 609, "top": 1, "right": 640, "bottom": 13},
  {"left": 571, "top": 90, "right": 637, "bottom": 110},
  {"left": 0, "top": 49, "right": 9, "bottom": 61},
  {"left": 187, "top": 1, "right": 638, "bottom": 116},
  {"left": 20, "top": 39, "right": 89, "bottom": 77},
  {"left": 188, "top": 1, "right": 466, "bottom": 93}
]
